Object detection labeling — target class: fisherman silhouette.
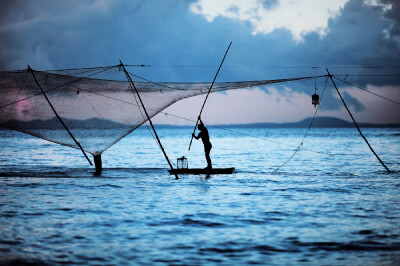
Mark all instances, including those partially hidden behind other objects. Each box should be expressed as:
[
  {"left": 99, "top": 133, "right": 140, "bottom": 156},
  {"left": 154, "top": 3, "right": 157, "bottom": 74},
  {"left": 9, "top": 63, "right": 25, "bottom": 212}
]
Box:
[{"left": 192, "top": 117, "right": 212, "bottom": 169}]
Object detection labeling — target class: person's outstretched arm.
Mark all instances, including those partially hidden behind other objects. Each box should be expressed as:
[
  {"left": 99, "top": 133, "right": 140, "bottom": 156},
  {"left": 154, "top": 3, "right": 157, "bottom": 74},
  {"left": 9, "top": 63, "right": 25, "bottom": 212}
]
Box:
[{"left": 192, "top": 133, "right": 200, "bottom": 140}]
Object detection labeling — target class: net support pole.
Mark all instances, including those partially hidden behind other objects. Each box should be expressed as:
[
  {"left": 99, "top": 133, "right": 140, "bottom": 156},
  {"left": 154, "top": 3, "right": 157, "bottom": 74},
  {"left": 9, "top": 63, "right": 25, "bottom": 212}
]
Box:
[
  {"left": 188, "top": 41, "right": 232, "bottom": 151},
  {"left": 326, "top": 68, "right": 391, "bottom": 173},
  {"left": 119, "top": 61, "right": 179, "bottom": 180},
  {"left": 93, "top": 154, "right": 102, "bottom": 174},
  {"left": 28, "top": 66, "right": 93, "bottom": 166}
]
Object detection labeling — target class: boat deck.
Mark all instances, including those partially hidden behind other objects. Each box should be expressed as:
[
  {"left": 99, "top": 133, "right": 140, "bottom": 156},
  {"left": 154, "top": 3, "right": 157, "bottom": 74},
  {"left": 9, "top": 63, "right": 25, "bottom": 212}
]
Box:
[{"left": 168, "top": 167, "right": 235, "bottom": 175}]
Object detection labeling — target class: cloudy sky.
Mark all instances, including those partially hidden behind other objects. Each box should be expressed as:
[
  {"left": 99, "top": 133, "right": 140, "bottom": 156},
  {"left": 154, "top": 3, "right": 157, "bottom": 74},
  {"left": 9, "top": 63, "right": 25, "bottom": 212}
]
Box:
[{"left": 1, "top": 0, "right": 399, "bottom": 124}]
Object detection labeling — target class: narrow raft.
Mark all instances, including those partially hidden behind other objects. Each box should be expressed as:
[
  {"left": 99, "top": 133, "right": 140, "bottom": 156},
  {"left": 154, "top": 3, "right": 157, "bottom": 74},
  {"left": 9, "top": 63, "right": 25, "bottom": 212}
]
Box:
[{"left": 168, "top": 167, "right": 235, "bottom": 175}]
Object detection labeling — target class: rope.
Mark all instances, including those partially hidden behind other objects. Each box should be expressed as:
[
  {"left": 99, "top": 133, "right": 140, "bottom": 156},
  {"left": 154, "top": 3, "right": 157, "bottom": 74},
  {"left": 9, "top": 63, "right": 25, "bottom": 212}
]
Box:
[
  {"left": 272, "top": 76, "right": 329, "bottom": 173},
  {"left": 124, "top": 64, "right": 151, "bottom": 67},
  {"left": 127, "top": 71, "right": 187, "bottom": 91},
  {"left": 128, "top": 70, "right": 327, "bottom": 94},
  {"left": 333, "top": 76, "right": 400, "bottom": 106},
  {"left": 296, "top": 74, "right": 400, "bottom": 76},
  {"left": 128, "top": 80, "right": 164, "bottom": 153},
  {"left": 126, "top": 72, "right": 163, "bottom": 151},
  {"left": 162, "top": 112, "right": 333, "bottom": 156},
  {"left": 43, "top": 65, "right": 118, "bottom": 72},
  {"left": 122, "top": 65, "right": 400, "bottom": 69},
  {"left": 7, "top": 64, "right": 400, "bottom": 72}
]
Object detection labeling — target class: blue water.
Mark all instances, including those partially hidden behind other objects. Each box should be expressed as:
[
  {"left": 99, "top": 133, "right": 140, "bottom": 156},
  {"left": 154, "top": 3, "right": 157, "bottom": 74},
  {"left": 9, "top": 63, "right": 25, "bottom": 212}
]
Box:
[{"left": 1, "top": 127, "right": 400, "bottom": 265}]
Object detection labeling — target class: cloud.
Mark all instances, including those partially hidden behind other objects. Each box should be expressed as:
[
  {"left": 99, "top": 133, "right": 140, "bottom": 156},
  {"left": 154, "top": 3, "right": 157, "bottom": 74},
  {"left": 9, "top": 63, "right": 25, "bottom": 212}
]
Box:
[
  {"left": 190, "top": 0, "right": 349, "bottom": 42},
  {"left": 188, "top": 0, "right": 400, "bottom": 84},
  {"left": 381, "top": 0, "right": 400, "bottom": 47}
]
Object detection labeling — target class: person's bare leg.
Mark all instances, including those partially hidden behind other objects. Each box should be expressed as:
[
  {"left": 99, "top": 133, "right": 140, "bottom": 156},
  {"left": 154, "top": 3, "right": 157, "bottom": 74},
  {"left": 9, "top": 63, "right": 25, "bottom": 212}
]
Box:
[{"left": 205, "top": 151, "right": 212, "bottom": 169}]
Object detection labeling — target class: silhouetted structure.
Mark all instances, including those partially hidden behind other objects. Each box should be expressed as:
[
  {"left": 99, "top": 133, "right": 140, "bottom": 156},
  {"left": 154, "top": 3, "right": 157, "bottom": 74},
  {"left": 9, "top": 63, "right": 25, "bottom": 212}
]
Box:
[{"left": 0, "top": 63, "right": 325, "bottom": 172}]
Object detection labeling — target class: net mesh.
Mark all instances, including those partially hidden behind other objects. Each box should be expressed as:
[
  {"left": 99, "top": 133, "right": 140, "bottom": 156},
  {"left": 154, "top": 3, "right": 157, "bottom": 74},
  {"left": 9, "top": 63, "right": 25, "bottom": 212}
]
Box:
[{"left": 0, "top": 65, "right": 313, "bottom": 155}]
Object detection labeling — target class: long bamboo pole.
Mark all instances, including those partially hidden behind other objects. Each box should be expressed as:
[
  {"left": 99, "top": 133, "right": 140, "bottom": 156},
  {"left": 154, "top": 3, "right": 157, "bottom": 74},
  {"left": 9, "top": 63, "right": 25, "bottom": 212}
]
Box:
[
  {"left": 326, "top": 68, "right": 391, "bottom": 173},
  {"left": 119, "top": 61, "right": 179, "bottom": 179},
  {"left": 188, "top": 42, "right": 232, "bottom": 151},
  {"left": 28, "top": 66, "right": 93, "bottom": 166}
]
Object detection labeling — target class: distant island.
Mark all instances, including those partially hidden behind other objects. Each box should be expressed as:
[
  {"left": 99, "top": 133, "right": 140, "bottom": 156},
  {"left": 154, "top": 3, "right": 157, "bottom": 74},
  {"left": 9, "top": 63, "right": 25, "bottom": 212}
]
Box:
[
  {"left": 208, "top": 117, "right": 400, "bottom": 128},
  {"left": 1, "top": 116, "right": 399, "bottom": 130}
]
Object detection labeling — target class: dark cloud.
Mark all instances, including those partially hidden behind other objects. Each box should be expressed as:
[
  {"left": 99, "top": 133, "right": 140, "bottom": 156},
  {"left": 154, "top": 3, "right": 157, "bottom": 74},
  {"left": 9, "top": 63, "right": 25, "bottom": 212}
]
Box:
[
  {"left": 0, "top": 0, "right": 36, "bottom": 27},
  {"left": 382, "top": 0, "right": 400, "bottom": 25},
  {"left": 341, "top": 91, "right": 365, "bottom": 111},
  {"left": 261, "top": 0, "right": 279, "bottom": 10}
]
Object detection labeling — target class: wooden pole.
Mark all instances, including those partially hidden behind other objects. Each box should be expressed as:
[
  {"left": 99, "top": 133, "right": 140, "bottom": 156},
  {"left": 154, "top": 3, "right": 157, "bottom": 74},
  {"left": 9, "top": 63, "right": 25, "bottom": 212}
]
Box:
[
  {"left": 188, "top": 41, "right": 232, "bottom": 151},
  {"left": 93, "top": 154, "right": 102, "bottom": 175},
  {"left": 28, "top": 66, "right": 93, "bottom": 166},
  {"left": 326, "top": 68, "right": 391, "bottom": 173},
  {"left": 119, "top": 61, "right": 179, "bottom": 179}
]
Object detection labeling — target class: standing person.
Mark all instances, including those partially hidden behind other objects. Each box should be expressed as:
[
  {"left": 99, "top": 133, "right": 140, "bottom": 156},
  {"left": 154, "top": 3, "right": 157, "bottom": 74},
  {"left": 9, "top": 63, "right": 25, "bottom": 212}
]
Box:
[{"left": 192, "top": 117, "right": 212, "bottom": 169}]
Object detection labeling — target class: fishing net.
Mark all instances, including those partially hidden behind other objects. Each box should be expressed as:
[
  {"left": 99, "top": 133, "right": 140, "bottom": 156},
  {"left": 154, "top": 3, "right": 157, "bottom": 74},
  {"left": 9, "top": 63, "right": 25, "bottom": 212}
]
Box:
[{"left": 0, "top": 65, "right": 313, "bottom": 157}]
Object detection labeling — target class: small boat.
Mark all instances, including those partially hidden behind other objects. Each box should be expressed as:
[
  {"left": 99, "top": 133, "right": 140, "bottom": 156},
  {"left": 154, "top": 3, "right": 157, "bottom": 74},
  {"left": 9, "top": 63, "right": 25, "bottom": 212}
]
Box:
[{"left": 168, "top": 167, "right": 235, "bottom": 175}]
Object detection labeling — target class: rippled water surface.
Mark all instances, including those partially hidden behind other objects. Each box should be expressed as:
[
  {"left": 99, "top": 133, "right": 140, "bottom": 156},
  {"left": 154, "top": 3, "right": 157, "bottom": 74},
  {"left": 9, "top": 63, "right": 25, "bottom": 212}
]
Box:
[{"left": 1, "top": 127, "right": 400, "bottom": 265}]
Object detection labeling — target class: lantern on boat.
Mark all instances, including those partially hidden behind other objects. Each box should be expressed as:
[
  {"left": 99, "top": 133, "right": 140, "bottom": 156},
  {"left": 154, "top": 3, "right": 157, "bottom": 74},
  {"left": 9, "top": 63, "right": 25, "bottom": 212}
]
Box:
[{"left": 177, "top": 156, "right": 188, "bottom": 169}]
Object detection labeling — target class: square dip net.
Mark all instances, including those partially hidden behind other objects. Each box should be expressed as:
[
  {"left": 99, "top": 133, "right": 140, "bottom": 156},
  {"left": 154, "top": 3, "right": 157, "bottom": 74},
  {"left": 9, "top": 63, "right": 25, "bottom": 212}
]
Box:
[{"left": 0, "top": 65, "right": 312, "bottom": 158}]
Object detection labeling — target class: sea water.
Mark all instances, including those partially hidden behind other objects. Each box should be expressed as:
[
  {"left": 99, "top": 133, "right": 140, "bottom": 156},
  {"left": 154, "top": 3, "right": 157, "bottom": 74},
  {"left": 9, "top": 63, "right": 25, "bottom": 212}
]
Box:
[{"left": 0, "top": 127, "right": 399, "bottom": 265}]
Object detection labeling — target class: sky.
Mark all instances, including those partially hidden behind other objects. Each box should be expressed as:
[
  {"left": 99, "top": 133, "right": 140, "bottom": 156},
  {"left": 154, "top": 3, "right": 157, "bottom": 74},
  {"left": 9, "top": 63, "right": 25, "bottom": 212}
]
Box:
[{"left": 1, "top": 0, "right": 399, "bottom": 125}]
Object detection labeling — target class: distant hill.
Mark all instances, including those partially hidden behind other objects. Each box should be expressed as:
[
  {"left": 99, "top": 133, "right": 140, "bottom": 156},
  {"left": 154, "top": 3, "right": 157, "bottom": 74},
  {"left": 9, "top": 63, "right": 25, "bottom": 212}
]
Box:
[
  {"left": 1, "top": 116, "right": 399, "bottom": 130},
  {"left": 218, "top": 117, "right": 400, "bottom": 128}
]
